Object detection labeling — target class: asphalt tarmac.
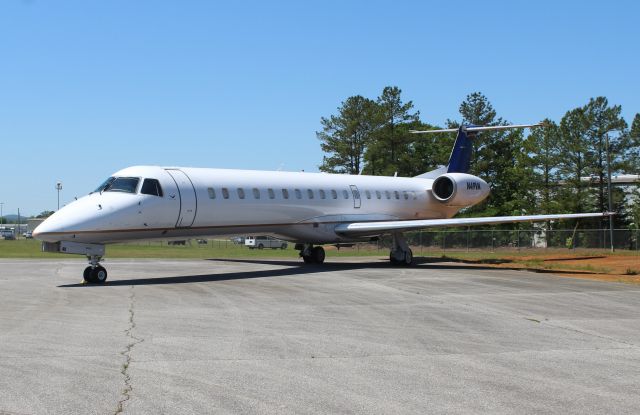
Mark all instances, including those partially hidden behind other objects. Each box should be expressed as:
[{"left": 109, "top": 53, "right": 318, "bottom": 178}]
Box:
[{"left": 0, "top": 258, "right": 639, "bottom": 414}]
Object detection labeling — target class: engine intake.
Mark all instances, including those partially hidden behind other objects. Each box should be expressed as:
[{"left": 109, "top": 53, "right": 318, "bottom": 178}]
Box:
[
  {"left": 432, "top": 176, "right": 455, "bottom": 201},
  {"left": 431, "top": 173, "right": 489, "bottom": 206}
]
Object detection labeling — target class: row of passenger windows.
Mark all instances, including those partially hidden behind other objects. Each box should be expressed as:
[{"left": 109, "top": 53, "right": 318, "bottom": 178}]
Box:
[{"left": 206, "top": 187, "right": 418, "bottom": 201}]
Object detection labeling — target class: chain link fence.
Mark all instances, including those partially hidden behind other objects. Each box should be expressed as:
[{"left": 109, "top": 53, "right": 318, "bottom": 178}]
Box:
[
  {"left": 122, "top": 228, "right": 640, "bottom": 254},
  {"left": 374, "top": 228, "right": 640, "bottom": 253}
]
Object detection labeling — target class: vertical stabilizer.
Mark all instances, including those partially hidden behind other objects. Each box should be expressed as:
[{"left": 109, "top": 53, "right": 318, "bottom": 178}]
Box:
[{"left": 446, "top": 126, "right": 474, "bottom": 173}]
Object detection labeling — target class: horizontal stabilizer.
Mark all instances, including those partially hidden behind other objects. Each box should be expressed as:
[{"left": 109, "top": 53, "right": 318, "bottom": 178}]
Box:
[
  {"left": 335, "top": 212, "right": 612, "bottom": 236},
  {"left": 409, "top": 123, "right": 542, "bottom": 134}
]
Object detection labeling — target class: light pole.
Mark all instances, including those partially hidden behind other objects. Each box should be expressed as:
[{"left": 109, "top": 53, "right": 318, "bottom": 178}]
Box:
[
  {"left": 0, "top": 202, "right": 3, "bottom": 224},
  {"left": 605, "top": 133, "right": 614, "bottom": 252},
  {"left": 56, "top": 182, "right": 62, "bottom": 211}
]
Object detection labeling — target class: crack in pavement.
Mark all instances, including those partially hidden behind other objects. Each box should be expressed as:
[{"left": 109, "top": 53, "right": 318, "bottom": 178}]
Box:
[{"left": 114, "top": 286, "right": 144, "bottom": 414}]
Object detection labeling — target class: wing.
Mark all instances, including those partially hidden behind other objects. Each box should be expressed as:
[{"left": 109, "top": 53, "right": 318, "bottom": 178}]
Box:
[{"left": 334, "top": 212, "right": 611, "bottom": 237}]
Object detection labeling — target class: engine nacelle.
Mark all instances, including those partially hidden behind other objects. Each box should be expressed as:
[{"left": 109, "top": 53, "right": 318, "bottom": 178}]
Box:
[{"left": 431, "top": 173, "right": 490, "bottom": 207}]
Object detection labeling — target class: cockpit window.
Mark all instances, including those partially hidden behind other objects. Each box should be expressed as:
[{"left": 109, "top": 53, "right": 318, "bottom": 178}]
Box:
[
  {"left": 93, "top": 177, "right": 115, "bottom": 193},
  {"left": 141, "top": 179, "right": 163, "bottom": 197},
  {"left": 104, "top": 177, "right": 140, "bottom": 194}
]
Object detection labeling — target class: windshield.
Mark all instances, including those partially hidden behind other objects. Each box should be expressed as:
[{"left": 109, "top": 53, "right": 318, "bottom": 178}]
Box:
[
  {"left": 93, "top": 177, "right": 116, "bottom": 193},
  {"left": 104, "top": 177, "right": 140, "bottom": 194}
]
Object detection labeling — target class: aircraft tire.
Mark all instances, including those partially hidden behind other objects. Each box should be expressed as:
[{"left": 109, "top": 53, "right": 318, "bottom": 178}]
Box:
[
  {"left": 83, "top": 266, "right": 94, "bottom": 283},
  {"left": 404, "top": 249, "right": 413, "bottom": 266},
  {"left": 302, "top": 255, "right": 313, "bottom": 264},
  {"left": 91, "top": 266, "right": 108, "bottom": 284},
  {"left": 311, "top": 246, "right": 325, "bottom": 264}
]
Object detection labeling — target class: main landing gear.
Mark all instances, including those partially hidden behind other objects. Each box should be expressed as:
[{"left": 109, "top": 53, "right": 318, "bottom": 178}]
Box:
[
  {"left": 83, "top": 255, "right": 108, "bottom": 284},
  {"left": 297, "top": 244, "right": 326, "bottom": 264},
  {"left": 389, "top": 233, "right": 413, "bottom": 266}
]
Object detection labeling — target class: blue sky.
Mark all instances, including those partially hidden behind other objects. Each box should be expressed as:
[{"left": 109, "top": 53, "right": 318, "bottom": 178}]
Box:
[{"left": 1, "top": 0, "right": 638, "bottom": 216}]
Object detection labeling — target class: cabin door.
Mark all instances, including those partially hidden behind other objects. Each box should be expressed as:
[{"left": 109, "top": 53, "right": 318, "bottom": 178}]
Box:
[
  {"left": 165, "top": 169, "right": 198, "bottom": 227},
  {"left": 350, "top": 185, "right": 361, "bottom": 208}
]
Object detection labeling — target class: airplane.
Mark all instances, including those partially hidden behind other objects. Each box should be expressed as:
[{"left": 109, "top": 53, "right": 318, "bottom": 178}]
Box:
[{"left": 34, "top": 123, "right": 611, "bottom": 284}]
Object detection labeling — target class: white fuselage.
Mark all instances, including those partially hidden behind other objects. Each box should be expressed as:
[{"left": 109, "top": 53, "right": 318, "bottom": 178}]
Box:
[{"left": 34, "top": 166, "right": 489, "bottom": 244}]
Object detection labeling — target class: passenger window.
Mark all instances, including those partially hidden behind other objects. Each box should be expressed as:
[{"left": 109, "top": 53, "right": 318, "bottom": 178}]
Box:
[
  {"left": 403, "top": 191, "right": 409, "bottom": 200},
  {"left": 365, "top": 190, "right": 371, "bottom": 199},
  {"left": 342, "top": 189, "right": 349, "bottom": 199},
  {"left": 412, "top": 191, "right": 417, "bottom": 200},
  {"left": 376, "top": 190, "right": 382, "bottom": 199},
  {"left": 222, "top": 188, "right": 229, "bottom": 199},
  {"left": 141, "top": 179, "right": 163, "bottom": 197},
  {"left": 237, "top": 188, "right": 245, "bottom": 199},
  {"left": 294, "top": 189, "right": 302, "bottom": 199},
  {"left": 268, "top": 188, "right": 275, "bottom": 199},
  {"left": 207, "top": 187, "right": 215, "bottom": 199},
  {"left": 385, "top": 191, "right": 391, "bottom": 199},
  {"left": 319, "top": 189, "right": 326, "bottom": 199},
  {"left": 253, "top": 188, "right": 260, "bottom": 199},
  {"left": 394, "top": 191, "right": 400, "bottom": 200},
  {"left": 331, "top": 190, "right": 338, "bottom": 199},
  {"left": 307, "top": 189, "right": 314, "bottom": 199},
  {"left": 282, "top": 189, "right": 289, "bottom": 199}
]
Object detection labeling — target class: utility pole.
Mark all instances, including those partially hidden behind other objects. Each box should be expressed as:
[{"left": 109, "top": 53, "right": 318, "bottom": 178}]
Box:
[
  {"left": 0, "top": 202, "right": 3, "bottom": 224},
  {"left": 56, "top": 182, "right": 62, "bottom": 211},
  {"left": 605, "top": 133, "right": 614, "bottom": 252}
]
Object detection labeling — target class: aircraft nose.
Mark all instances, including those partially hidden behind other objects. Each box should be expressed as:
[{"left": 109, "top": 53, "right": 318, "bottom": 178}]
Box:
[{"left": 33, "top": 215, "right": 65, "bottom": 242}]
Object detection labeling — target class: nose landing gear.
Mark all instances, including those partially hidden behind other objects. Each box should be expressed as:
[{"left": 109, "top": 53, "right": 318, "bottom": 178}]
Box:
[{"left": 83, "top": 255, "right": 108, "bottom": 284}]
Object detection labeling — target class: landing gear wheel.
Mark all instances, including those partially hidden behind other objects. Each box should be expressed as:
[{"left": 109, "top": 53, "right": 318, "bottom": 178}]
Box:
[
  {"left": 300, "top": 245, "right": 325, "bottom": 264},
  {"left": 403, "top": 248, "right": 413, "bottom": 266},
  {"left": 83, "top": 266, "right": 93, "bottom": 283},
  {"left": 390, "top": 249, "right": 413, "bottom": 266},
  {"left": 84, "top": 266, "right": 107, "bottom": 284},
  {"left": 311, "top": 246, "right": 325, "bottom": 264},
  {"left": 91, "top": 266, "right": 108, "bottom": 284}
]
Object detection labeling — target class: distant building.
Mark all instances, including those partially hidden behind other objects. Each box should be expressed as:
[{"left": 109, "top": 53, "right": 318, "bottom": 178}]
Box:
[
  {"left": 27, "top": 218, "right": 45, "bottom": 232},
  {"left": 1, "top": 223, "right": 29, "bottom": 234}
]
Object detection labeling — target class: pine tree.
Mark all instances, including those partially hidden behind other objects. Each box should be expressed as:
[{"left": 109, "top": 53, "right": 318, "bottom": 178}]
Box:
[
  {"left": 558, "top": 107, "right": 595, "bottom": 215},
  {"left": 363, "top": 86, "right": 419, "bottom": 176},
  {"left": 582, "top": 97, "right": 627, "bottom": 216},
  {"left": 402, "top": 121, "right": 453, "bottom": 177},
  {"left": 524, "top": 119, "right": 562, "bottom": 214},
  {"left": 317, "top": 95, "right": 377, "bottom": 174}
]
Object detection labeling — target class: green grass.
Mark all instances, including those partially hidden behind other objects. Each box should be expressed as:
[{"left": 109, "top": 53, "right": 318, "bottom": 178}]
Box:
[
  {"left": 0, "top": 239, "right": 301, "bottom": 259},
  {"left": 0, "top": 239, "right": 637, "bottom": 270}
]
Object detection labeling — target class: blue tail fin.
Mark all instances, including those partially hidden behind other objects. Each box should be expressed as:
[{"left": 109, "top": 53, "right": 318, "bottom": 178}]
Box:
[{"left": 447, "top": 126, "right": 474, "bottom": 173}]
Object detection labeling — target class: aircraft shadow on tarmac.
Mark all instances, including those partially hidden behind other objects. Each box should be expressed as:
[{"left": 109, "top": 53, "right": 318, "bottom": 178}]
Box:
[{"left": 58, "top": 257, "right": 508, "bottom": 287}]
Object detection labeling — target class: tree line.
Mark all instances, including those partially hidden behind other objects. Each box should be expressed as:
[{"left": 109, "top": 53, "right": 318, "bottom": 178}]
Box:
[{"left": 317, "top": 87, "right": 640, "bottom": 229}]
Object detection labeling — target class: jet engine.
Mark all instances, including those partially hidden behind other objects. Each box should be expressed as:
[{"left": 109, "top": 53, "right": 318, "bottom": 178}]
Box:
[{"left": 431, "top": 173, "right": 490, "bottom": 207}]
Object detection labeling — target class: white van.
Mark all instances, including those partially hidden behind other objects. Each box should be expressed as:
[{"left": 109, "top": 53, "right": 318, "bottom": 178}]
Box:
[{"left": 244, "top": 236, "right": 288, "bottom": 250}]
